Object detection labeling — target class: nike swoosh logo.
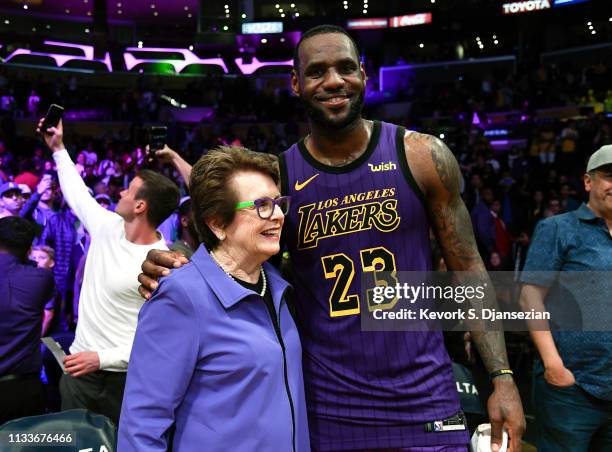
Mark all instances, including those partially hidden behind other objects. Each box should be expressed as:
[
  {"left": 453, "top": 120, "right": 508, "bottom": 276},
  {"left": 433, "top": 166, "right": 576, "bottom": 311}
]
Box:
[{"left": 294, "top": 173, "right": 320, "bottom": 191}]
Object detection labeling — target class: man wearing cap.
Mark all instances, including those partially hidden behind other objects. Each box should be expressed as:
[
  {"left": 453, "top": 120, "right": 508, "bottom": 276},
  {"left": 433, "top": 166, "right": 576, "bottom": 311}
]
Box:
[
  {"left": 0, "top": 182, "right": 23, "bottom": 218},
  {"left": 519, "top": 144, "right": 612, "bottom": 451}
]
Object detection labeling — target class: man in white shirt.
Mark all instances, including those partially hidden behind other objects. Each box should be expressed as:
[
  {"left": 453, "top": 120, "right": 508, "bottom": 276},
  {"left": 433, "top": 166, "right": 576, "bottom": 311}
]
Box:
[{"left": 37, "top": 119, "right": 180, "bottom": 425}]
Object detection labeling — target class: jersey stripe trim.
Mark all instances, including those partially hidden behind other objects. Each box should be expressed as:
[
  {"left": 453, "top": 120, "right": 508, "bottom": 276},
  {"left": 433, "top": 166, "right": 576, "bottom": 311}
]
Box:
[
  {"left": 395, "top": 126, "right": 427, "bottom": 207},
  {"left": 278, "top": 151, "right": 290, "bottom": 197},
  {"left": 296, "top": 121, "right": 382, "bottom": 174}
]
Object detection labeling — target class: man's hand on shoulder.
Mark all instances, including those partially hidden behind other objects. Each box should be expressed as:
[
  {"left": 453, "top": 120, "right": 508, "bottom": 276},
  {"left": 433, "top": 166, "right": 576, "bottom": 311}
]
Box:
[
  {"left": 36, "top": 118, "right": 65, "bottom": 153},
  {"left": 138, "top": 249, "right": 190, "bottom": 299},
  {"left": 488, "top": 375, "right": 526, "bottom": 451}
]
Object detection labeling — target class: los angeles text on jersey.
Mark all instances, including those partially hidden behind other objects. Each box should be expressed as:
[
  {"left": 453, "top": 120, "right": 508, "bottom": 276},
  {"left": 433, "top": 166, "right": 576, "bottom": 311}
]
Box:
[{"left": 297, "top": 188, "right": 400, "bottom": 249}]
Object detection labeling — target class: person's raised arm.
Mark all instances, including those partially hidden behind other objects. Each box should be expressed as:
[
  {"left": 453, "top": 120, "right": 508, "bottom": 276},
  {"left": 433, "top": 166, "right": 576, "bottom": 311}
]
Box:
[
  {"left": 152, "top": 145, "right": 193, "bottom": 188},
  {"left": 19, "top": 177, "right": 49, "bottom": 219},
  {"left": 36, "top": 119, "right": 112, "bottom": 235},
  {"left": 405, "top": 131, "right": 525, "bottom": 452}
]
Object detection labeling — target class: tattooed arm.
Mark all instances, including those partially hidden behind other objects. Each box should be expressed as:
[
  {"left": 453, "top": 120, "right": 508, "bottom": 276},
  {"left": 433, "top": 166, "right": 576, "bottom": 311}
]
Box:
[{"left": 405, "top": 131, "right": 525, "bottom": 452}]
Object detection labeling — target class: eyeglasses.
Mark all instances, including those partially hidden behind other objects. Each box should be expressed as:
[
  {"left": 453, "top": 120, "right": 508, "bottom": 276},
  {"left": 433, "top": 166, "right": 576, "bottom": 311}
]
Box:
[
  {"left": 235, "top": 196, "right": 290, "bottom": 219},
  {"left": 2, "top": 191, "right": 22, "bottom": 199}
]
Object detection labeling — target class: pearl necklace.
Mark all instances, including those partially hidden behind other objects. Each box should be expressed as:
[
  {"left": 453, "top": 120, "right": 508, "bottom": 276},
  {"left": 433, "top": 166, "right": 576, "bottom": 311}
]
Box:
[{"left": 210, "top": 250, "right": 267, "bottom": 297}]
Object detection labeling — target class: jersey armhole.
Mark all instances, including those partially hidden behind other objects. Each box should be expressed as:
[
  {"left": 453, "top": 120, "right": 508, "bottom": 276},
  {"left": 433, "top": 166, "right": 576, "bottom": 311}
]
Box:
[
  {"left": 279, "top": 151, "right": 289, "bottom": 197},
  {"left": 395, "top": 126, "right": 427, "bottom": 207}
]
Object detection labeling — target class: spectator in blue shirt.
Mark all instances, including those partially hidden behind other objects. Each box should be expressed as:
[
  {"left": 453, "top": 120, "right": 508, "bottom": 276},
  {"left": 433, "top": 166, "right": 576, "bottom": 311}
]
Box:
[
  {"left": 118, "top": 146, "right": 309, "bottom": 452},
  {"left": 519, "top": 144, "right": 612, "bottom": 452},
  {"left": 0, "top": 216, "right": 55, "bottom": 424}
]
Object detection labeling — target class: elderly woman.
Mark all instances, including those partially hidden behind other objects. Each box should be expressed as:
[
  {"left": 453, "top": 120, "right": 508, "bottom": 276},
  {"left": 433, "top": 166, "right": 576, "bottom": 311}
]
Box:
[{"left": 117, "top": 146, "right": 309, "bottom": 452}]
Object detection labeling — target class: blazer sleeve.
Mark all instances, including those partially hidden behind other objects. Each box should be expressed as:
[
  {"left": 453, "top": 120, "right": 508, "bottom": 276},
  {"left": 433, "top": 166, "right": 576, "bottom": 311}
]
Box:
[{"left": 117, "top": 274, "right": 200, "bottom": 452}]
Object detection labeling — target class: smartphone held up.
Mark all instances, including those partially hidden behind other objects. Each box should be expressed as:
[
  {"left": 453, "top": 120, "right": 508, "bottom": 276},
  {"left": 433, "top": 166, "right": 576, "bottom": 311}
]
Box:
[{"left": 42, "top": 104, "right": 65, "bottom": 133}]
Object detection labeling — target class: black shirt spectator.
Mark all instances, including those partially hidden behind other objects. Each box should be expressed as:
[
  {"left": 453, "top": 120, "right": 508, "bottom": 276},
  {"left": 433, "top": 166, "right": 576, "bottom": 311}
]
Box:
[{"left": 0, "top": 216, "right": 55, "bottom": 424}]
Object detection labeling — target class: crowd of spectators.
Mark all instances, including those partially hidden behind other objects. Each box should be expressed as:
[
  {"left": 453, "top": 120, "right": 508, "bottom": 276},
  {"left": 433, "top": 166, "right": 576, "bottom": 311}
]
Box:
[
  {"left": 0, "top": 52, "right": 610, "bottom": 422},
  {"left": 1, "top": 60, "right": 610, "bottom": 124}
]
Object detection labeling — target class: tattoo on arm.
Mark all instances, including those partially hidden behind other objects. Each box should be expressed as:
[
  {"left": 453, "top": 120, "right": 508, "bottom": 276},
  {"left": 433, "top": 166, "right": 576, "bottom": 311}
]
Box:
[
  {"left": 427, "top": 136, "right": 481, "bottom": 270},
  {"left": 414, "top": 134, "right": 510, "bottom": 372}
]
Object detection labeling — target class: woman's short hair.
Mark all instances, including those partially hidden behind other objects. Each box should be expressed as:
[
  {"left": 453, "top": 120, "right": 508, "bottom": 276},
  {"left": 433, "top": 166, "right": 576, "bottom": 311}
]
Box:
[{"left": 190, "top": 145, "right": 279, "bottom": 250}]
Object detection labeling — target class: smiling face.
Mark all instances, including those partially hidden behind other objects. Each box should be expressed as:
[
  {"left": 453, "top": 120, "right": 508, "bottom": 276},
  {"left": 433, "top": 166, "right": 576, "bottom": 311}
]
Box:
[
  {"left": 217, "top": 171, "right": 284, "bottom": 265},
  {"left": 291, "top": 32, "right": 366, "bottom": 130}
]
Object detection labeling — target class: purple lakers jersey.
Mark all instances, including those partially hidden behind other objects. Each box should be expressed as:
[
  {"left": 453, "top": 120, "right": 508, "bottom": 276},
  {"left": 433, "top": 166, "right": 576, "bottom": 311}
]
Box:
[{"left": 279, "top": 121, "right": 468, "bottom": 450}]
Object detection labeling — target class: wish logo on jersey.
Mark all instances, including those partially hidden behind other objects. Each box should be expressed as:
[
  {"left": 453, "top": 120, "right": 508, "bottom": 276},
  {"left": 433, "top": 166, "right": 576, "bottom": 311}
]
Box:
[
  {"left": 368, "top": 161, "right": 397, "bottom": 172},
  {"left": 297, "top": 187, "right": 400, "bottom": 249}
]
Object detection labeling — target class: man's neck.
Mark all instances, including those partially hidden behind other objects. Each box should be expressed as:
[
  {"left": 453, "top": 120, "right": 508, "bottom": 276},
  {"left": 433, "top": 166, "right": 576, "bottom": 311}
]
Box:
[
  {"left": 0, "top": 208, "right": 14, "bottom": 218},
  {"left": 306, "top": 118, "right": 372, "bottom": 166},
  {"left": 123, "top": 219, "right": 160, "bottom": 245},
  {"left": 587, "top": 201, "right": 612, "bottom": 232}
]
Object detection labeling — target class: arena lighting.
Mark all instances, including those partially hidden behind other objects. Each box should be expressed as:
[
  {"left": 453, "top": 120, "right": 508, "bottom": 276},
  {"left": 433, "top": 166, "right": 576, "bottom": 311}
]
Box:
[
  {"left": 346, "top": 18, "right": 387, "bottom": 29},
  {"left": 234, "top": 56, "right": 293, "bottom": 75},
  {"left": 4, "top": 40, "right": 113, "bottom": 71},
  {"left": 242, "top": 21, "right": 283, "bottom": 34},
  {"left": 553, "top": 0, "right": 590, "bottom": 6},
  {"left": 484, "top": 129, "right": 510, "bottom": 137},
  {"left": 124, "top": 47, "right": 228, "bottom": 73}
]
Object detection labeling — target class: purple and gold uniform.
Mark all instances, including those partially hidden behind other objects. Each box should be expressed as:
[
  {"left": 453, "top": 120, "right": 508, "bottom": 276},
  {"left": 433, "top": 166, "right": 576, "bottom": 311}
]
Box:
[{"left": 280, "top": 121, "right": 469, "bottom": 450}]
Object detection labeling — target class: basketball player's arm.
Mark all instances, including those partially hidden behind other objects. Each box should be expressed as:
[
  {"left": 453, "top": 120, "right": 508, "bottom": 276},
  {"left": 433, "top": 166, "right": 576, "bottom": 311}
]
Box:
[{"left": 405, "top": 132, "right": 525, "bottom": 451}]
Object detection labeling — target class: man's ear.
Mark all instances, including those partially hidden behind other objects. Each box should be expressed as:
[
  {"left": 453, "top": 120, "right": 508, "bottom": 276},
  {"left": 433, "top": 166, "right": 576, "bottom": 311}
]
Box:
[
  {"left": 49, "top": 259, "right": 55, "bottom": 269},
  {"left": 135, "top": 199, "right": 147, "bottom": 215},
  {"left": 180, "top": 215, "right": 189, "bottom": 228},
  {"left": 583, "top": 173, "right": 593, "bottom": 193},
  {"left": 291, "top": 69, "right": 300, "bottom": 97}
]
